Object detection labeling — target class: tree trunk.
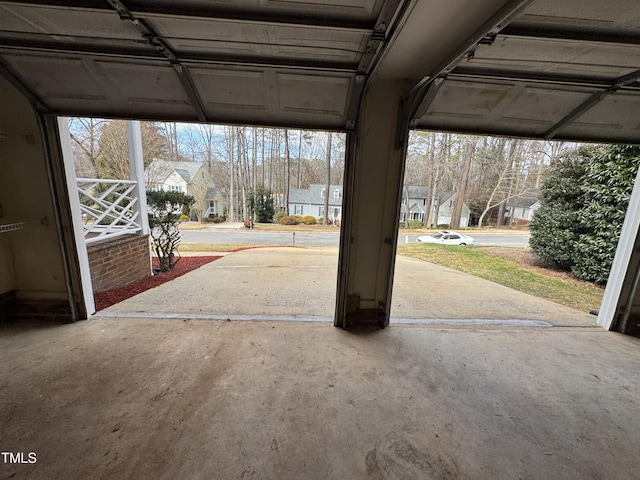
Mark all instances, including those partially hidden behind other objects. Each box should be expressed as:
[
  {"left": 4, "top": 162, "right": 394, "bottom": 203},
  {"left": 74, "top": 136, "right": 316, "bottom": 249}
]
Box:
[
  {"left": 228, "top": 127, "right": 235, "bottom": 222},
  {"left": 297, "top": 130, "right": 303, "bottom": 188},
  {"left": 451, "top": 136, "right": 474, "bottom": 229},
  {"left": 497, "top": 139, "right": 519, "bottom": 227},
  {"left": 323, "top": 132, "right": 332, "bottom": 225},
  {"left": 424, "top": 132, "right": 436, "bottom": 228},
  {"left": 403, "top": 186, "right": 410, "bottom": 227},
  {"left": 238, "top": 128, "right": 248, "bottom": 221},
  {"left": 284, "top": 129, "right": 291, "bottom": 216}
]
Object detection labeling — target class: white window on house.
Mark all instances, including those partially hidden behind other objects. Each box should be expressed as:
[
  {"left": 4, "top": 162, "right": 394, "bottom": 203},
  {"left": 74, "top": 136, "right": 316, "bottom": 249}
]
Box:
[
  {"left": 320, "top": 188, "right": 325, "bottom": 198},
  {"left": 333, "top": 189, "right": 340, "bottom": 199},
  {"left": 319, "top": 206, "right": 324, "bottom": 216},
  {"left": 295, "top": 205, "right": 303, "bottom": 215}
]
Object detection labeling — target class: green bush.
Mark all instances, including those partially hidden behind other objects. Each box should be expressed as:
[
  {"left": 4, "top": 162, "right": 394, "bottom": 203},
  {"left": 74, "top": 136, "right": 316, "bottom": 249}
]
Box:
[
  {"left": 248, "top": 185, "right": 275, "bottom": 223},
  {"left": 530, "top": 149, "right": 588, "bottom": 270},
  {"left": 293, "top": 215, "right": 304, "bottom": 223},
  {"left": 530, "top": 145, "right": 640, "bottom": 285},
  {"left": 572, "top": 145, "right": 640, "bottom": 284},
  {"left": 179, "top": 214, "right": 190, "bottom": 222},
  {"left": 146, "top": 190, "right": 195, "bottom": 272},
  {"left": 273, "top": 212, "right": 286, "bottom": 224},
  {"left": 280, "top": 215, "right": 299, "bottom": 225},
  {"left": 302, "top": 215, "right": 316, "bottom": 225},
  {"left": 204, "top": 215, "right": 226, "bottom": 223},
  {"left": 407, "top": 220, "right": 423, "bottom": 229}
]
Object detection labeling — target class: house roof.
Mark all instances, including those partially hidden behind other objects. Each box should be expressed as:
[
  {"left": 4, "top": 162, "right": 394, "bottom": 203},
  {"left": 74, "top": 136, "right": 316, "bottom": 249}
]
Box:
[
  {"left": 146, "top": 160, "right": 203, "bottom": 184},
  {"left": 507, "top": 189, "right": 541, "bottom": 209},
  {"left": 205, "top": 187, "right": 219, "bottom": 199},
  {"left": 403, "top": 186, "right": 428, "bottom": 199},
  {"left": 289, "top": 184, "right": 343, "bottom": 206}
]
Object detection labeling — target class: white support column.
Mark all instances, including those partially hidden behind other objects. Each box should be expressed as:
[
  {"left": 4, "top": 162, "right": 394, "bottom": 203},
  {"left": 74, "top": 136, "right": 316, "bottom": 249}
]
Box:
[
  {"left": 335, "top": 78, "right": 411, "bottom": 328},
  {"left": 598, "top": 165, "right": 640, "bottom": 332},
  {"left": 57, "top": 117, "right": 95, "bottom": 315},
  {"left": 126, "top": 120, "right": 150, "bottom": 236}
]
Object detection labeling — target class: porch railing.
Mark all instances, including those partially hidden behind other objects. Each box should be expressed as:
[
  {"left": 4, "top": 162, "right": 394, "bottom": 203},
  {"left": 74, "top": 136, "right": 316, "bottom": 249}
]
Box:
[
  {"left": 203, "top": 206, "right": 218, "bottom": 218},
  {"left": 77, "top": 178, "right": 142, "bottom": 244}
]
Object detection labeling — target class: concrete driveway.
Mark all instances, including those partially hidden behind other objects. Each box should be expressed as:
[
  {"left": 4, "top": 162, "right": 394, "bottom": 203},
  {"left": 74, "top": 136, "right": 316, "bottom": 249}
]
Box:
[{"left": 100, "top": 247, "right": 596, "bottom": 327}]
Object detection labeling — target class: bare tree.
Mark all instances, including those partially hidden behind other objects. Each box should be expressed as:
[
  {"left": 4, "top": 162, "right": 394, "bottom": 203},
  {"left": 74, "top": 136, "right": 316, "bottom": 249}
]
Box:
[
  {"left": 68, "top": 117, "right": 107, "bottom": 177},
  {"left": 158, "top": 122, "right": 181, "bottom": 161},
  {"left": 284, "top": 129, "right": 291, "bottom": 216},
  {"left": 423, "top": 132, "right": 437, "bottom": 228},
  {"left": 323, "top": 132, "right": 332, "bottom": 225},
  {"left": 95, "top": 120, "right": 168, "bottom": 179},
  {"left": 450, "top": 136, "right": 475, "bottom": 228}
]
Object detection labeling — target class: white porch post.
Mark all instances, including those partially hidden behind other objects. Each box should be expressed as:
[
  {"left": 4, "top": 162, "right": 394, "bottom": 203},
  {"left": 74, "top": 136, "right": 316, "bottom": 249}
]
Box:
[
  {"left": 126, "top": 120, "right": 152, "bottom": 275},
  {"left": 126, "top": 120, "right": 150, "bottom": 236},
  {"left": 57, "top": 117, "right": 95, "bottom": 315}
]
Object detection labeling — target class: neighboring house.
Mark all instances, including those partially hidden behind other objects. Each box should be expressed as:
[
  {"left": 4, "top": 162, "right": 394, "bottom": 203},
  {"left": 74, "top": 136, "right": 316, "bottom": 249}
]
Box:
[
  {"left": 146, "top": 160, "right": 224, "bottom": 218},
  {"left": 504, "top": 190, "right": 540, "bottom": 225},
  {"left": 400, "top": 186, "right": 471, "bottom": 228},
  {"left": 288, "top": 184, "right": 343, "bottom": 223},
  {"left": 290, "top": 184, "right": 470, "bottom": 227}
]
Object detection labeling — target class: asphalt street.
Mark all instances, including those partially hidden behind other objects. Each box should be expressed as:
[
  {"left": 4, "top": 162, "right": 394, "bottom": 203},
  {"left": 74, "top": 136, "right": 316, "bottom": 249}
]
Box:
[{"left": 180, "top": 228, "right": 530, "bottom": 248}]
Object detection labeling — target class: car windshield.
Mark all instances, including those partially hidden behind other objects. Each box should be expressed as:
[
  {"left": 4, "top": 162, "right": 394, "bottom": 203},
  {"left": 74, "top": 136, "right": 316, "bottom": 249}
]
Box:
[{"left": 432, "top": 233, "right": 443, "bottom": 239}]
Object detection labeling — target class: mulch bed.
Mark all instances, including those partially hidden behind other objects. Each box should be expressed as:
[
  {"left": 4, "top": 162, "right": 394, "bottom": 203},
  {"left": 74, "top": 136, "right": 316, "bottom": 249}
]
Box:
[{"left": 93, "top": 256, "right": 221, "bottom": 311}]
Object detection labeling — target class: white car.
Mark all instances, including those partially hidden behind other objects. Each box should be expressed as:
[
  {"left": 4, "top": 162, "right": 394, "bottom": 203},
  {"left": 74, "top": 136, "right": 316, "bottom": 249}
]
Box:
[{"left": 416, "top": 230, "right": 474, "bottom": 246}]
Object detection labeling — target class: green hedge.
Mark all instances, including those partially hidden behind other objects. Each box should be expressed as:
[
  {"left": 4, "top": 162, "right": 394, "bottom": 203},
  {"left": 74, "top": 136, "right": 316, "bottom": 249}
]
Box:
[{"left": 530, "top": 145, "right": 640, "bottom": 285}]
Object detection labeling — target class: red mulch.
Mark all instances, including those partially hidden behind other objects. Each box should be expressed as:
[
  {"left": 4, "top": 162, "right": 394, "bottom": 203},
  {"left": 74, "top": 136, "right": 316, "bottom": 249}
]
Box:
[{"left": 93, "top": 256, "right": 221, "bottom": 311}]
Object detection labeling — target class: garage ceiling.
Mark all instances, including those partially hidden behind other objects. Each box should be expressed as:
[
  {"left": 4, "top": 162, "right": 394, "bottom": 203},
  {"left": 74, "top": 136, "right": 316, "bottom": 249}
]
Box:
[{"left": 1, "top": 0, "right": 639, "bottom": 143}]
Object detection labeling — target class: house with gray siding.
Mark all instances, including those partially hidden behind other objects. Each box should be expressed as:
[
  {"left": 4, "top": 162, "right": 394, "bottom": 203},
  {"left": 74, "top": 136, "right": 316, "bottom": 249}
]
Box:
[
  {"left": 288, "top": 184, "right": 343, "bottom": 223},
  {"left": 504, "top": 189, "right": 540, "bottom": 225},
  {"left": 290, "top": 184, "right": 470, "bottom": 227},
  {"left": 400, "top": 186, "right": 470, "bottom": 227}
]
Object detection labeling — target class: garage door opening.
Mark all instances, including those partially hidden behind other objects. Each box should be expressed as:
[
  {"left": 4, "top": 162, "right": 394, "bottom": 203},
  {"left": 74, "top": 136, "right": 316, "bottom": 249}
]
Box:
[
  {"left": 63, "top": 117, "right": 346, "bottom": 322},
  {"left": 390, "top": 131, "right": 628, "bottom": 328}
]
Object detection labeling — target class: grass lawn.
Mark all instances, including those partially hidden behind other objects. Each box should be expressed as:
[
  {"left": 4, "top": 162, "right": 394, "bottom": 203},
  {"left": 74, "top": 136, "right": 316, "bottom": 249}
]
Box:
[{"left": 397, "top": 243, "right": 604, "bottom": 313}]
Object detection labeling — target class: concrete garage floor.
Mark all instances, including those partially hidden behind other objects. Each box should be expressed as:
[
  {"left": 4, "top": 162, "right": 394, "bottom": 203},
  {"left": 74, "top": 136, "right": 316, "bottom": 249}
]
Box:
[
  {"left": 4, "top": 247, "right": 634, "bottom": 479},
  {"left": 1, "top": 319, "right": 640, "bottom": 479}
]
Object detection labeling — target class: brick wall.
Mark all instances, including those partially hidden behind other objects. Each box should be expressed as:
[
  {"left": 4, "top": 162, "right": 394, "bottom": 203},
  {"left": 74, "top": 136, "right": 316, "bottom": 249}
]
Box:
[{"left": 87, "top": 234, "right": 151, "bottom": 293}]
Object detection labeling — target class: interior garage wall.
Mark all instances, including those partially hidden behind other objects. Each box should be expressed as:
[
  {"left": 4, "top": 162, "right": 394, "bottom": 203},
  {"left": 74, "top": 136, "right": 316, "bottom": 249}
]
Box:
[{"left": 0, "top": 75, "right": 69, "bottom": 318}]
